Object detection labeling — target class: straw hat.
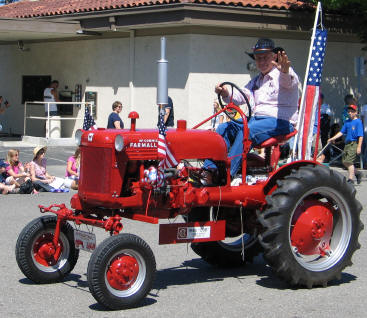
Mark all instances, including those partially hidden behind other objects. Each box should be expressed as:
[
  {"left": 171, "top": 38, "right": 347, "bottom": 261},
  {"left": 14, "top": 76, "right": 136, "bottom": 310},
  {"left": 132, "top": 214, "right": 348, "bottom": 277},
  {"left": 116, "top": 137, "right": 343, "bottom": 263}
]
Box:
[{"left": 33, "top": 145, "right": 47, "bottom": 159}]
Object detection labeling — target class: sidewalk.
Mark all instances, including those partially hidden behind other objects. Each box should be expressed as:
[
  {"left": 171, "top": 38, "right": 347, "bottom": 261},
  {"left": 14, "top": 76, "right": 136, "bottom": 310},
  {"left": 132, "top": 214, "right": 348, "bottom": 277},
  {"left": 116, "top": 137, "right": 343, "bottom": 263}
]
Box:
[{"left": 0, "top": 135, "right": 75, "bottom": 147}]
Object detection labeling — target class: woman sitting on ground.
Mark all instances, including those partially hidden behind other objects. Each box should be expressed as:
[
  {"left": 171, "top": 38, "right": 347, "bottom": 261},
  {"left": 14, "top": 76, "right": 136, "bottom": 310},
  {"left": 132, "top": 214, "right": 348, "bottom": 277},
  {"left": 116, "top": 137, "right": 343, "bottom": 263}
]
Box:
[
  {"left": 64, "top": 147, "right": 80, "bottom": 190},
  {"left": 30, "top": 146, "right": 55, "bottom": 192},
  {"left": 5, "top": 149, "right": 30, "bottom": 189}
]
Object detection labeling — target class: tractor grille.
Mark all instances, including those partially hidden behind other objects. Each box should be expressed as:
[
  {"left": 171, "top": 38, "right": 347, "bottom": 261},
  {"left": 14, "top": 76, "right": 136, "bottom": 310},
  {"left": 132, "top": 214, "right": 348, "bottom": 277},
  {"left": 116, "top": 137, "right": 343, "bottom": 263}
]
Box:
[{"left": 80, "top": 147, "right": 111, "bottom": 193}]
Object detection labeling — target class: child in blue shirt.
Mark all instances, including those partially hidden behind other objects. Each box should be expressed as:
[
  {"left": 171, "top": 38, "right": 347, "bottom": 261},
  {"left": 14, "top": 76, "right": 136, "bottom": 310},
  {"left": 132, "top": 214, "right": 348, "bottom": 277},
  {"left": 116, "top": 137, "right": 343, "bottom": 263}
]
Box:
[
  {"left": 0, "top": 160, "right": 16, "bottom": 194},
  {"left": 328, "top": 104, "right": 363, "bottom": 184}
]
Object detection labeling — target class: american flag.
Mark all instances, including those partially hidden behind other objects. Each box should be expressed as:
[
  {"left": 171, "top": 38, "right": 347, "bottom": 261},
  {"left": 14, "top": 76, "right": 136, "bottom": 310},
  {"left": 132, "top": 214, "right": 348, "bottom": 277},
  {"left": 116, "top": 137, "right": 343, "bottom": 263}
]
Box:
[
  {"left": 157, "top": 106, "right": 178, "bottom": 171},
  {"left": 296, "top": 28, "right": 327, "bottom": 160},
  {"left": 83, "top": 105, "right": 98, "bottom": 130}
]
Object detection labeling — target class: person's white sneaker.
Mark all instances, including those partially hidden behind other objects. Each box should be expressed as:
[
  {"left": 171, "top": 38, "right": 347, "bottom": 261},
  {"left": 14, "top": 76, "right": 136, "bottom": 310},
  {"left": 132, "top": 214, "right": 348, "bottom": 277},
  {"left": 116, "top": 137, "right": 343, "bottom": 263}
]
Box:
[{"left": 231, "top": 176, "right": 242, "bottom": 186}]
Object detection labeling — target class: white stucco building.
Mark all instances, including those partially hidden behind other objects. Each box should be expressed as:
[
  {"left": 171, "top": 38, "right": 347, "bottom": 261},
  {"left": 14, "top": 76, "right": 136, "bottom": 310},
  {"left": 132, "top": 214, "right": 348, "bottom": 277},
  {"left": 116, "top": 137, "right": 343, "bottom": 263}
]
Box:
[{"left": 0, "top": 0, "right": 365, "bottom": 138}]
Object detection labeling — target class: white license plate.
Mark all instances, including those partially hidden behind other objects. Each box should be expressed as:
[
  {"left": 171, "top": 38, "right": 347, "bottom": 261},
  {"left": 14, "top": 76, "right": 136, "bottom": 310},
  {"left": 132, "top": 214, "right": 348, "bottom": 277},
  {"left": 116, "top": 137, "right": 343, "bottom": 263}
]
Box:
[{"left": 74, "top": 229, "right": 96, "bottom": 252}]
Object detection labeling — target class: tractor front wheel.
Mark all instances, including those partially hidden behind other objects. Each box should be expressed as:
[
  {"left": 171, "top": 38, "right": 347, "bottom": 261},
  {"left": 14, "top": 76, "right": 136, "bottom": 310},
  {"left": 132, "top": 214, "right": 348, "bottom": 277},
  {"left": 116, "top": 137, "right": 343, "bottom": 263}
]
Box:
[
  {"left": 87, "top": 233, "right": 156, "bottom": 310},
  {"left": 15, "top": 215, "right": 79, "bottom": 283},
  {"left": 258, "top": 165, "right": 363, "bottom": 287}
]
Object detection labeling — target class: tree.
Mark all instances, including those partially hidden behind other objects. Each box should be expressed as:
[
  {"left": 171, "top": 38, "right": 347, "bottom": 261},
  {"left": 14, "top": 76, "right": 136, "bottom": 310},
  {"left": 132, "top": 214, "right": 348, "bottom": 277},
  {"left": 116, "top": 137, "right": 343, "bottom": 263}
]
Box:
[{"left": 305, "top": 1, "right": 367, "bottom": 43}]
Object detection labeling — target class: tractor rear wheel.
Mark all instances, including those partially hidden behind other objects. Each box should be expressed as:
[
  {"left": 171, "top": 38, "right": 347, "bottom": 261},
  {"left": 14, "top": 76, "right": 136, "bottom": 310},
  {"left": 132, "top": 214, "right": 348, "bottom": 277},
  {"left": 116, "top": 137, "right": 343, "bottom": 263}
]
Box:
[
  {"left": 87, "top": 233, "right": 156, "bottom": 310},
  {"left": 258, "top": 165, "right": 363, "bottom": 287},
  {"left": 188, "top": 206, "right": 262, "bottom": 267},
  {"left": 15, "top": 215, "right": 79, "bottom": 283}
]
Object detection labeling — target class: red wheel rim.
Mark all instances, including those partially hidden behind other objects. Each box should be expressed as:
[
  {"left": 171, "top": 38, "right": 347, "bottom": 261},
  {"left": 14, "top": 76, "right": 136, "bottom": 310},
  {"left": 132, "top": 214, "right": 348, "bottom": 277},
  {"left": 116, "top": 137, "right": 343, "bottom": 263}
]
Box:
[
  {"left": 291, "top": 199, "right": 334, "bottom": 256},
  {"left": 33, "top": 233, "right": 62, "bottom": 266},
  {"left": 106, "top": 254, "right": 140, "bottom": 290}
]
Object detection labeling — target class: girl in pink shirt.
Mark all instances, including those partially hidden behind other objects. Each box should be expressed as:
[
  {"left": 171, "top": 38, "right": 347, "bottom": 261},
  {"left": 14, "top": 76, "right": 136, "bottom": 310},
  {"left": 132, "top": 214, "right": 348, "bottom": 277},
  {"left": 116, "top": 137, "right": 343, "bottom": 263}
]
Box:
[
  {"left": 30, "top": 146, "right": 55, "bottom": 192},
  {"left": 5, "top": 149, "right": 30, "bottom": 189},
  {"left": 64, "top": 147, "right": 80, "bottom": 190}
]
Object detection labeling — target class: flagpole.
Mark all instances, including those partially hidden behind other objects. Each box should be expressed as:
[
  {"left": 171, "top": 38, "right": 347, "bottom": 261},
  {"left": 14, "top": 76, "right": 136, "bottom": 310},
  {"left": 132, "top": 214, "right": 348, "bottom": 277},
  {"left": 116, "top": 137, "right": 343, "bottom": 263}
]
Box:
[{"left": 292, "top": 1, "right": 322, "bottom": 160}]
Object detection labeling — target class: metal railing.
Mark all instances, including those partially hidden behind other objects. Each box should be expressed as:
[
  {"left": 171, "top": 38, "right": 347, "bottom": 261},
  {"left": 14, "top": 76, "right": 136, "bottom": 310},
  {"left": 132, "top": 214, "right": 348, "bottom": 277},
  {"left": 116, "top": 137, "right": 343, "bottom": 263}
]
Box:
[{"left": 24, "top": 101, "right": 94, "bottom": 139}]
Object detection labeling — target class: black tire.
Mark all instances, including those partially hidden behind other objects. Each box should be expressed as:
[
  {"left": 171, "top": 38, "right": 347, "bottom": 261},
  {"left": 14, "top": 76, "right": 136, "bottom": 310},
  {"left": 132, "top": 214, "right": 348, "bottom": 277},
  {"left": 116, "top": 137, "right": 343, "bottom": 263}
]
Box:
[
  {"left": 87, "top": 233, "right": 156, "bottom": 310},
  {"left": 15, "top": 215, "right": 79, "bottom": 283},
  {"left": 189, "top": 206, "right": 262, "bottom": 267},
  {"left": 258, "top": 165, "right": 364, "bottom": 287}
]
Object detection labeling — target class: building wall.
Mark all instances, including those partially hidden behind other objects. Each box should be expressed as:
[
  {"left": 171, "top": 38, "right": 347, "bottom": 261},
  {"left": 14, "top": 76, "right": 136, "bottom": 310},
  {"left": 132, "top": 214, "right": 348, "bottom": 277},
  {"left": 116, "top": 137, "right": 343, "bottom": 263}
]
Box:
[{"left": 0, "top": 33, "right": 366, "bottom": 137}]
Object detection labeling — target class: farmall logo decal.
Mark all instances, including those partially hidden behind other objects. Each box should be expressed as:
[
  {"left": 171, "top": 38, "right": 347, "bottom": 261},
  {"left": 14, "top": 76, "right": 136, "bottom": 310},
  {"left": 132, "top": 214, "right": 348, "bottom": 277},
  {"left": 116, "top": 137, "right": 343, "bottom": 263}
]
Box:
[
  {"left": 177, "top": 226, "right": 211, "bottom": 239},
  {"left": 129, "top": 139, "right": 158, "bottom": 148}
]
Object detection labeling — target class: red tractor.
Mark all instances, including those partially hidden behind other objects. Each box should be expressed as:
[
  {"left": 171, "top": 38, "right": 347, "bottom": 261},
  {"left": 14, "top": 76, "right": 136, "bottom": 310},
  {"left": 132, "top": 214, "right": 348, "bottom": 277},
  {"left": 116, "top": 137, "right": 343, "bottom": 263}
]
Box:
[{"left": 16, "top": 83, "right": 363, "bottom": 310}]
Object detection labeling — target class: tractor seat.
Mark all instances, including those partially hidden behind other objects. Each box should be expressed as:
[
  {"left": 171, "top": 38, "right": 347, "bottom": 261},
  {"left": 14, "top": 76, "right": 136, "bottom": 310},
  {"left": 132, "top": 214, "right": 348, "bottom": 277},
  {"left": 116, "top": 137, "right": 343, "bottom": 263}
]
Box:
[{"left": 255, "top": 130, "right": 297, "bottom": 149}]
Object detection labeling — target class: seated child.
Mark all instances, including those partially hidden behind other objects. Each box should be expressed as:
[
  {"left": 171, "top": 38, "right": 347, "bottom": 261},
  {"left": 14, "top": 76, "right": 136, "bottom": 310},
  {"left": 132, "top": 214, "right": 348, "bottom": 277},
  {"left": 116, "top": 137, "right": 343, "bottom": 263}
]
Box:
[
  {"left": 0, "top": 160, "right": 16, "bottom": 194},
  {"left": 64, "top": 147, "right": 80, "bottom": 190},
  {"left": 5, "top": 149, "right": 30, "bottom": 189}
]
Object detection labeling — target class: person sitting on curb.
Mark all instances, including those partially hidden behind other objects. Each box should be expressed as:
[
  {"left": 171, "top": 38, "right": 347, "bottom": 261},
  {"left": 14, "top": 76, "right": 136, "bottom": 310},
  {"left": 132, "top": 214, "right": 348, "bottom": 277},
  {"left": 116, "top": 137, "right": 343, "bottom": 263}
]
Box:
[
  {"left": 64, "top": 147, "right": 80, "bottom": 190},
  {"left": 0, "top": 160, "right": 16, "bottom": 194},
  {"left": 4, "top": 149, "right": 30, "bottom": 190},
  {"left": 328, "top": 104, "right": 363, "bottom": 184},
  {"left": 30, "top": 146, "right": 56, "bottom": 192}
]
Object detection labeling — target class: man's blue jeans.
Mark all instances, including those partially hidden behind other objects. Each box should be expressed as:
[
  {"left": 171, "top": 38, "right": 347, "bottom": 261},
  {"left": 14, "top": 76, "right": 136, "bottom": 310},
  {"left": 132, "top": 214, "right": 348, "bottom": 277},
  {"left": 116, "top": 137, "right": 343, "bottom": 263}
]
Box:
[{"left": 203, "top": 116, "right": 294, "bottom": 177}]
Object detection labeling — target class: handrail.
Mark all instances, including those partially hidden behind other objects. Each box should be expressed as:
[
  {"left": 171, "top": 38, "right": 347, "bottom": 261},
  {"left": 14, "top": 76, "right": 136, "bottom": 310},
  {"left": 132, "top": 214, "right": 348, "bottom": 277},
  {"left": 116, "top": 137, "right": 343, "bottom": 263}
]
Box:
[{"left": 24, "top": 101, "right": 95, "bottom": 139}]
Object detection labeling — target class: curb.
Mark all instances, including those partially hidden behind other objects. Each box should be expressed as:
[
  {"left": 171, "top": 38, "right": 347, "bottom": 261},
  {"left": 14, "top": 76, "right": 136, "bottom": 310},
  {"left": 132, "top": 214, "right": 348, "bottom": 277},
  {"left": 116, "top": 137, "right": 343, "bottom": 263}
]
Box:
[{"left": 0, "top": 136, "right": 76, "bottom": 148}]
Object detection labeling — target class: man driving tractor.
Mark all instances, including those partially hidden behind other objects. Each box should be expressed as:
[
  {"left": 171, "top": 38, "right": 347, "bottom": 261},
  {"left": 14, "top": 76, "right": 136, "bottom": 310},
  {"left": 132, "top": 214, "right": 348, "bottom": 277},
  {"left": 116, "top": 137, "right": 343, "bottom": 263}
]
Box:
[{"left": 203, "top": 38, "right": 300, "bottom": 181}]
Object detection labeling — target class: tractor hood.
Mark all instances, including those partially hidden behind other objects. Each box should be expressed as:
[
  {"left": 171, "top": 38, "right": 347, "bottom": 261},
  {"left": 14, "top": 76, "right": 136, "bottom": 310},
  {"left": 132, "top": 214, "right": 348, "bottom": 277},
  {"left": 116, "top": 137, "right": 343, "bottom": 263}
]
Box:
[{"left": 79, "top": 126, "right": 227, "bottom": 162}]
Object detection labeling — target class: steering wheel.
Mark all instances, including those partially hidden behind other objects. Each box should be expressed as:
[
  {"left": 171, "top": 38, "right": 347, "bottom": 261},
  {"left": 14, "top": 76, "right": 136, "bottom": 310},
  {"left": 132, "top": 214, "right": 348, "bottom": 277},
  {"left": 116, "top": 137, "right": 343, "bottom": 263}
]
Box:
[{"left": 217, "top": 82, "right": 252, "bottom": 124}]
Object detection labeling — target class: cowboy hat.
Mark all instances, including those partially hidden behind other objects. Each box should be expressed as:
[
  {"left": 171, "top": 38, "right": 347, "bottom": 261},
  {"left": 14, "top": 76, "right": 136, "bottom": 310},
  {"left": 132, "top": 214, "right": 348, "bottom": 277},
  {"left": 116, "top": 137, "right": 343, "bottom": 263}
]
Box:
[
  {"left": 33, "top": 145, "right": 47, "bottom": 159},
  {"left": 245, "top": 39, "right": 277, "bottom": 59}
]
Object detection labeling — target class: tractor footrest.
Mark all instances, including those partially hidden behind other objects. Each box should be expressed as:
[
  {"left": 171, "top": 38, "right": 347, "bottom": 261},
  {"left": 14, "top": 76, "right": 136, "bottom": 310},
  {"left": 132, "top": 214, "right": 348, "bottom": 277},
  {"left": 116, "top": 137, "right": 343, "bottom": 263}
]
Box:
[
  {"left": 247, "top": 166, "right": 272, "bottom": 175},
  {"left": 159, "top": 221, "right": 225, "bottom": 245}
]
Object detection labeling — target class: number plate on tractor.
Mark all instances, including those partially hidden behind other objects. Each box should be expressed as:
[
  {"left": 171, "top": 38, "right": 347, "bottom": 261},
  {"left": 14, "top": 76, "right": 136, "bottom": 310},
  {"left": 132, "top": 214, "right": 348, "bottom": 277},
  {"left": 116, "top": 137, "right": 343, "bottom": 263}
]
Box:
[
  {"left": 159, "top": 221, "right": 225, "bottom": 245},
  {"left": 74, "top": 230, "right": 96, "bottom": 252}
]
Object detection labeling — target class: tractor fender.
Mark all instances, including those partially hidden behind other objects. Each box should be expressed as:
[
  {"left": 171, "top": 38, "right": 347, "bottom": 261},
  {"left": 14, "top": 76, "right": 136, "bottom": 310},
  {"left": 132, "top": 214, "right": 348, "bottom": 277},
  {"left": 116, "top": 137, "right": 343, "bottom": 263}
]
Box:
[{"left": 263, "top": 160, "right": 318, "bottom": 195}]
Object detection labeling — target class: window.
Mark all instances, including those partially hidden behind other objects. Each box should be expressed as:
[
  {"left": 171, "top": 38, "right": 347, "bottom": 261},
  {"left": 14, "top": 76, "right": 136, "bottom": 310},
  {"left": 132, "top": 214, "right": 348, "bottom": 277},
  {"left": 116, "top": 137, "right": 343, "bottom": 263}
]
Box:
[{"left": 22, "top": 75, "right": 51, "bottom": 104}]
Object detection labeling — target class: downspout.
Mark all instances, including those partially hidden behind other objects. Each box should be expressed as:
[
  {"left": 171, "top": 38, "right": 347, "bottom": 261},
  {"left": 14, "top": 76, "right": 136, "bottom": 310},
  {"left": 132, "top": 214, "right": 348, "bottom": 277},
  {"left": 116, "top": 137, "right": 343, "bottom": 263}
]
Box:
[{"left": 129, "top": 29, "right": 135, "bottom": 111}]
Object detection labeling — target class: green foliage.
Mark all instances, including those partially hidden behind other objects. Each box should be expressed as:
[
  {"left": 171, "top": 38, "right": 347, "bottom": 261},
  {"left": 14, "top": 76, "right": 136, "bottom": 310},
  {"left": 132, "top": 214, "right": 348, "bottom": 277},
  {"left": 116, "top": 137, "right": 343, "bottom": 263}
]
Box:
[{"left": 304, "top": 0, "right": 367, "bottom": 43}]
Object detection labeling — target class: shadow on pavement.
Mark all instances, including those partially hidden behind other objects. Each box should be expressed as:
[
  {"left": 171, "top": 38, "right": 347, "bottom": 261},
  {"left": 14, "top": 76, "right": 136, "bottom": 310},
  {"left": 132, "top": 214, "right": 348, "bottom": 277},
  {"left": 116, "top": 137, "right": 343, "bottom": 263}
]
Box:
[
  {"left": 89, "top": 297, "right": 157, "bottom": 311},
  {"left": 256, "top": 272, "right": 357, "bottom": 290},
  {"left": 152, "top": 257, "right": 272, "bottom": 292}
]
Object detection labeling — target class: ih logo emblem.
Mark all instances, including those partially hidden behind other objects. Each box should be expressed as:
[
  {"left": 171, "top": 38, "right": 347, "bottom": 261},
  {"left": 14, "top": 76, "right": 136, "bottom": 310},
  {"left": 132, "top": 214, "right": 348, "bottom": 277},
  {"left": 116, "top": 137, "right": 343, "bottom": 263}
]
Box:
[
  {"left": 177, "top": 227, "right": 188, "bottom": 239},
  {"left": 88, "top": 133, "right": 94, "bottom": 142}
]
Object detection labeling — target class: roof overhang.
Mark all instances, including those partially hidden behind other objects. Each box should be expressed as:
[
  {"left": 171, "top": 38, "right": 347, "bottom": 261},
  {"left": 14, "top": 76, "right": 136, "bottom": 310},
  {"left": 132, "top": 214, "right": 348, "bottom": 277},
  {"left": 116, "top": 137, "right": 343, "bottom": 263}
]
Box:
[
  {"left": 0, "top": 18, "right": 80, "bottom": 43},
  {"left": 0, "top": 4, "right": 360, "bottom": 44}
]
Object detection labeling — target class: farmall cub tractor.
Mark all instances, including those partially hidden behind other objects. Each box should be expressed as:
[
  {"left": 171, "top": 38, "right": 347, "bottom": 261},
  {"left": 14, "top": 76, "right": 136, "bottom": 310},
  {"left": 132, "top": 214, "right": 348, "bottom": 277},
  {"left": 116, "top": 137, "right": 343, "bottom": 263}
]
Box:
[{"left": 16, "top": 83, "right": 363, "bottom": 310}]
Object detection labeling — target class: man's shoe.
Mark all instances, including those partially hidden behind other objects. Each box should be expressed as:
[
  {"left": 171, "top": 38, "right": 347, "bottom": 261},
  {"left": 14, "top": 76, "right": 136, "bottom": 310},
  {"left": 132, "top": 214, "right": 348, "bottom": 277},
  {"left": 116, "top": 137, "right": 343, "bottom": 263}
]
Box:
[
  {"left": 356, "top": 172, "right": 362, "bottom": 184},
  {"left": 347, "top": 179, "right": 355, "bottom": 184}
]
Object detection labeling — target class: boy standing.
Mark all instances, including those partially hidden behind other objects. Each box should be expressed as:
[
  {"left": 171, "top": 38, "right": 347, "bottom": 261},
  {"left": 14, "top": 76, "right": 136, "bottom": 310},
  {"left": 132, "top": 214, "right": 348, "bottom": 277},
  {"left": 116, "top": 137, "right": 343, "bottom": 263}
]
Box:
[{"left": 328, "top": 104, "right": 363, "bottom": 184}]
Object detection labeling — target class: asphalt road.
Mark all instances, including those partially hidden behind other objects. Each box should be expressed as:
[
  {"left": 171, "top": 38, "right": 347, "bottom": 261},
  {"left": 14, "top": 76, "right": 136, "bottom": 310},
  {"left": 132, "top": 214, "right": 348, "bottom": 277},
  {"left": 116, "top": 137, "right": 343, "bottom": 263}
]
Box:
[{"left": 0, "top": 146, "right": 366, "bottom": 317}]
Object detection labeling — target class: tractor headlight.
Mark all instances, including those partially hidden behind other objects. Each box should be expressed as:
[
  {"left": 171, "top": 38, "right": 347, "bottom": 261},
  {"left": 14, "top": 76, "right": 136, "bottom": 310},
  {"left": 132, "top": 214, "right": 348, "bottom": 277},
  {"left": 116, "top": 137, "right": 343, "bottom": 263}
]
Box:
[
  {"left": 75, "top": 129, "right": 83, "bottom": 146},
  {"left": 115, "top": 135, "right": 124, "bottom": 152}
]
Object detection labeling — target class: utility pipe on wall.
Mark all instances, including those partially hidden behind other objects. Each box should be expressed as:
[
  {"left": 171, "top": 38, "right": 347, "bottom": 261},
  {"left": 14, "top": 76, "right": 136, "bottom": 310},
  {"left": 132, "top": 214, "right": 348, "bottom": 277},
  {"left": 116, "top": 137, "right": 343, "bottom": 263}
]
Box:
[{"left": 129, "top": 29, "right": 135, "bottom": 111}]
